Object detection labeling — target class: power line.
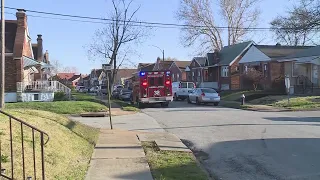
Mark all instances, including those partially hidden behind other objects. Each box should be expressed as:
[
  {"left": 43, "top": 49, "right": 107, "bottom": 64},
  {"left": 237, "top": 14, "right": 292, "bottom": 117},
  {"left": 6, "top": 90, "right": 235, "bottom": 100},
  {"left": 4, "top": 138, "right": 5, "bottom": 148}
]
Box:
[{"left": 5, "top": 6, "right": 320, "bottom": 31}]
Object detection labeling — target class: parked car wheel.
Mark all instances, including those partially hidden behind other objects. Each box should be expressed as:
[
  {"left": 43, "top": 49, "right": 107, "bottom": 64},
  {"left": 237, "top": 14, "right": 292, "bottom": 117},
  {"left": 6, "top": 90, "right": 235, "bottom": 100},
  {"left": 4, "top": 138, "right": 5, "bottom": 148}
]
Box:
[{"left": 214, "top": 102, "right": 219, "bottom": 106}]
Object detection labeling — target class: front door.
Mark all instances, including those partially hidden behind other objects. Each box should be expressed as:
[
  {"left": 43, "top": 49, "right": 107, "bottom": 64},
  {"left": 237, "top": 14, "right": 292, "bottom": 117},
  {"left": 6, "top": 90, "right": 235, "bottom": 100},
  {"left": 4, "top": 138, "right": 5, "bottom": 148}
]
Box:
[{"left": 312, "top": 64, "right": 318, "bottom": 85}]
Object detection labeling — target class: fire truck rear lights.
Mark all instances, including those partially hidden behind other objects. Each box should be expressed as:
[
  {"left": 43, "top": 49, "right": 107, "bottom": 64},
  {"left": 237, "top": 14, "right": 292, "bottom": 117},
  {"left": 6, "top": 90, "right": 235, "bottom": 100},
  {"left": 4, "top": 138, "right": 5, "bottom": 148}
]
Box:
[
  {"left": 142, "top": 82, "right": 148, "bottom": 86},
  {"left": 165, "top": 81, "right": 170, "bottom": 85}
]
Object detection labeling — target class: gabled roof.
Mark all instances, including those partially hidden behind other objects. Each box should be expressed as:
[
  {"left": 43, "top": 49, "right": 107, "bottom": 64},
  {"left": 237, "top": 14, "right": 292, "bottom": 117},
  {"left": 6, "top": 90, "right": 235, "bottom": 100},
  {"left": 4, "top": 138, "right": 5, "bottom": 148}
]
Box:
[
  {"left": 239, "top": 45, "right": 271, "bottom": 64},
  {"left": 56, "top": 73, "right": 75, "bottom": 80},
  {"left": 116, "top": 69, "right": 137, "bottom": 78},
  {"left": 193, "top": 57, "right": 207, "bottom": 67},
  {"left": 69, "top": 75, "right": 81, "bottom": 82},
  {"left": 158, "top": 61, "right": 174, "bottom": 70},
  {"left": 83, "top": 76, "right": 90, "bottom": 80},
  {"left": 140, "top": 63, "right": 155, "bottom": 71},
  {"left": 174, "top": 61, "right": 191, "bottom": 69},
  {"left": 218, "top": 41, "right": 253, "bottom": 66},
  {"left": 256, "top": 45, "right": 313, "bottom": 59}
]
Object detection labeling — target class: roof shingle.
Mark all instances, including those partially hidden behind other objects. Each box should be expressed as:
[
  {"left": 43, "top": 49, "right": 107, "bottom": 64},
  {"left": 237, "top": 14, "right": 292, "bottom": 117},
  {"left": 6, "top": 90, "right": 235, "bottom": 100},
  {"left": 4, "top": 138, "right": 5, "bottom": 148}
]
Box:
[{"left": 218, "top": 41, "right": 253, "bottom": 66}]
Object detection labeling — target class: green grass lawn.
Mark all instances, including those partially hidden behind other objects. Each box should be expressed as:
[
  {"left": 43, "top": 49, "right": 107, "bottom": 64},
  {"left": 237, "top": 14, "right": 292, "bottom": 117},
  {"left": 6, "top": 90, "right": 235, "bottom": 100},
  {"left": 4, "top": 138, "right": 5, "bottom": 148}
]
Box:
[
  {"left": 0, "top": 109, "right": 99, "bottom": 180},
  {"left": 6, "top": 101, "right": 108, "bottom": 114},
  {"left": 72, "top": 92, "right": 97, "bottom": 102},
  {"left": 272, "top": 96, "right": 320, "bottom": 110},
  {"left": 112, "top": 99, "right": 140, "bottom": 112},
  {"left": 142, "top": 142, "right": 208, "bottom": 180}
]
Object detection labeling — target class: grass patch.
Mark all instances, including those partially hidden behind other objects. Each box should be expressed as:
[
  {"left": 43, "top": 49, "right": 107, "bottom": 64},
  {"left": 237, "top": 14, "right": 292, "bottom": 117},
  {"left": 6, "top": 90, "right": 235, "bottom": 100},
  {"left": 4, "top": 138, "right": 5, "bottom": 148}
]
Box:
[
  {"left": 72, "top": 92, "right": 97, "bottom": 102},
  {"left": 112, "top": 99, "right": 140, "bottom": 112},
  {"left": 122, "top": 106, "right": 140, "bottom": 112},
  {"left": 142, "top": 142, "right": 207, "bottom": 180},
  {"left": 273, "top": 96, "right": 320, "bottom": 110},
  {"left": 0, "top": 109, "right": 99, "bottom": 179},
  {"left": 6, "top": 101, "right": 108, "bottom": 114}
]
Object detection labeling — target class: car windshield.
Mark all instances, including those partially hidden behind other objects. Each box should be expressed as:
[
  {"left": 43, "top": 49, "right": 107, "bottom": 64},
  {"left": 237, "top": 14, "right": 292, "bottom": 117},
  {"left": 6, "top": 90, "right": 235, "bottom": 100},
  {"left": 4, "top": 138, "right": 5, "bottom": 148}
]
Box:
[{"left": 201, "top": 88, "right": 217, "bottom": 93}]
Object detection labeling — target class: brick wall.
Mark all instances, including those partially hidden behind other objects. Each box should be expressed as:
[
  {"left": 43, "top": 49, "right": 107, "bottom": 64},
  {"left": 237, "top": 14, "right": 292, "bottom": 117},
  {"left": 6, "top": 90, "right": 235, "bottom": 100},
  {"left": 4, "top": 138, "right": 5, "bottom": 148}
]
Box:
[{"left": 5, "top": 56, "right": 18, "bottom": 92}]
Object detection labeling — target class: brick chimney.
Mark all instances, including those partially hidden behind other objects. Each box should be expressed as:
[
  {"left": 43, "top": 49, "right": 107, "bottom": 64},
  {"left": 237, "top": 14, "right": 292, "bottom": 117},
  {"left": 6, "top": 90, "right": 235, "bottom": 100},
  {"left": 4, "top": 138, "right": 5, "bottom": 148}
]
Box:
[
  {"left": 13, "top": 9, "right": 27, "bottom": 58},
  {"left": 37, "top": 34, "right": 43, "bottom": 62},
  {"left": 13, "top": 9, "right": 27, "bottom": 88},
  {"left": 44, "top": 50, "right": 49, "bottom": 64}
]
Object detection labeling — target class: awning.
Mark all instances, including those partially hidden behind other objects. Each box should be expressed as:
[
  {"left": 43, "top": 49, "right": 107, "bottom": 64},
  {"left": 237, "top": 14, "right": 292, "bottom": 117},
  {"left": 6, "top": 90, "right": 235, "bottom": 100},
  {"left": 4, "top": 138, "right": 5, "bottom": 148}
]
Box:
[
  {"left": 23, "top": 56, "right": 53, "bottom": 69},
  {"left": 277, "top": 55, "right": 320, "bottom": 65},
  {"left": 23, "top": 56, "right": 41, "bottom": 68}
]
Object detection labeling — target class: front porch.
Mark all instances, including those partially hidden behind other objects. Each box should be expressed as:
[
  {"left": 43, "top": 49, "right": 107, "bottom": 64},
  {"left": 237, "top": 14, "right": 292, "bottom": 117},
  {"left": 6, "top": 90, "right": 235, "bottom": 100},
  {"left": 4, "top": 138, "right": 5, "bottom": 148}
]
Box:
[
  {"left": 284, "top": 61, "right": 320, "bottom": 94},
  {"left": 16, "top": 81, "right": 71, "bottom": 102}
]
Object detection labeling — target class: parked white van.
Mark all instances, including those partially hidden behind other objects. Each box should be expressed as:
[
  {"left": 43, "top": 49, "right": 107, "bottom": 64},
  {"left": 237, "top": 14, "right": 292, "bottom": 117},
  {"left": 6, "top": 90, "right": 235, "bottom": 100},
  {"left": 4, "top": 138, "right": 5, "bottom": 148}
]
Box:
[{"left": 172, "top": 82, "right": 196, "bottom": 101}]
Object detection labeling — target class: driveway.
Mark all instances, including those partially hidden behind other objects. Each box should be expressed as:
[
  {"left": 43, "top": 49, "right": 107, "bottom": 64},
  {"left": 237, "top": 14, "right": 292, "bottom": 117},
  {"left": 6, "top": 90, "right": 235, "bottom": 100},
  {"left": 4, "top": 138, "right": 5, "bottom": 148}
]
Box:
[{"left": 142, "top": 101, "right": 320, "bottom": 180}]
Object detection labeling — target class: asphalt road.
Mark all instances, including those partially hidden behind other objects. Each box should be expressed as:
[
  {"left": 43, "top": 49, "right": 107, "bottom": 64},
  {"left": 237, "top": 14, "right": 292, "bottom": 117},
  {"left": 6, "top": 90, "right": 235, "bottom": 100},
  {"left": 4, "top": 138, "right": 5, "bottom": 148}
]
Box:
[{"left": 142, "top": 101, "right": 320, "bottom": 180}]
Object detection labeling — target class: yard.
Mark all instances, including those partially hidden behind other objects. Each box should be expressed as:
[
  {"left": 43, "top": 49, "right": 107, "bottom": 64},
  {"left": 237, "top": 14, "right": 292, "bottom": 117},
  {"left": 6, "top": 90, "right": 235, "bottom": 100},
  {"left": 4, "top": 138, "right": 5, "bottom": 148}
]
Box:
[
  {"left": 6, "top": 101, "right": 108, "bottom": 114},
  {"left": 142, "top": 142, "right": 208, "bottom": 180},
  {"left": 0, "top": 109, "right": 99, "bottom": 179}
]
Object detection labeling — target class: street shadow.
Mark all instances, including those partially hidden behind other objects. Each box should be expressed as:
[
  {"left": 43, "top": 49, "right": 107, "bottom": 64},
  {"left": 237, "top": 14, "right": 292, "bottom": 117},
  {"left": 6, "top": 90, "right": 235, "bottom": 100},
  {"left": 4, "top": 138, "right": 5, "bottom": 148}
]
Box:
[
  {"left": 264, "top": 117, "right": 320, "bottom": 123},
  {"left": 130, "top": 123, "right": 320, "bottom": 131},
  {"left": 112, "top": 138, "right": 320, "bottom": 180},
  {"left": 185, "top": 138, "right": 320, "bottom": 180}
]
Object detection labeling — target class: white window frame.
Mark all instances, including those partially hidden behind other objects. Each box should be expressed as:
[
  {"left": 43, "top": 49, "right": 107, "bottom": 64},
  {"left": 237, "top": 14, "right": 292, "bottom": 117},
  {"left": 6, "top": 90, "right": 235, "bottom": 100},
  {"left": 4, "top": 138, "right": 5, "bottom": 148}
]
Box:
[
  {"left": 192, "top": 72, "right": 195, "bottom": 77},
  {"left": 177, "top": 73, "right": 180, "bottom": 79},
  {"left": 198, "top": 71, "right": 201, "bottom": 77},
  {"left": 221, "top": 66, "right": 229, "bottom": 77},
  {"left": 172, "top": 73, "right": 175, "bottom": 81}
]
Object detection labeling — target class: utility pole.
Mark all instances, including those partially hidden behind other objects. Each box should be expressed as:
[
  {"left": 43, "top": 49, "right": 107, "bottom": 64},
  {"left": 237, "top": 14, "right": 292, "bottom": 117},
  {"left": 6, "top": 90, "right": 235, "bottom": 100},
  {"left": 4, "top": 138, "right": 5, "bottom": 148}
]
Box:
[
  {"left": 162, "top": 50, "right": 164, "bottom": 62},
  {"left": 0, "top": 0, "right": 5, "bottom": 108}
]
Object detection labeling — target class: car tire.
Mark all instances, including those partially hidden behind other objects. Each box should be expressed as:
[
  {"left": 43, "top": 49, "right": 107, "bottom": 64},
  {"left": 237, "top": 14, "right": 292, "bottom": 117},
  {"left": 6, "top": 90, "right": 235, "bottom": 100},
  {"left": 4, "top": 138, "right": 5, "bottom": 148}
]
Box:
[
  {"left": 214, "top": 102, "right": 219, "bottom": 106},
  {"left": 187, "top": 97, "right": 191, "bottom": 104},
  {"left": 173, "top": 93, "right": 177, "bottom": 101},
  {"left": 196, "top": 97, "right": 201, "bottom": 105}
]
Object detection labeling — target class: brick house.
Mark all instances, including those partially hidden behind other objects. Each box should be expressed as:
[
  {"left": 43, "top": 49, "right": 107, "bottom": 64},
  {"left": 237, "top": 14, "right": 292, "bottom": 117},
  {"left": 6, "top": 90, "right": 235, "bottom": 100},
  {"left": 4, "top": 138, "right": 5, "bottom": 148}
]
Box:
[
  {"left": 239, "top": 44, "right": 313, "bottom": 92},
  {"left": 56, "top": 73, "right": 81, "bottom": 87},
  {"left": 153, "top": 58, "right": 191, "bottom": 82},
  {"left": 4, "top": 9, "right": 70, "bottom": 102},
  {"left": 187, "top": 41, "right": 253, "bottom": 90}
]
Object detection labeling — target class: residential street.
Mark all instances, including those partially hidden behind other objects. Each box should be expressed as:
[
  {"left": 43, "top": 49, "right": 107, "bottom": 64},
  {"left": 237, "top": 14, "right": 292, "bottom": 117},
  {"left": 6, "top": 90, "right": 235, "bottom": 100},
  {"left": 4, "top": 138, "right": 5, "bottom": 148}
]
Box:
[{"left": 142, "top": 101, "right": 320, "bottom": 180}]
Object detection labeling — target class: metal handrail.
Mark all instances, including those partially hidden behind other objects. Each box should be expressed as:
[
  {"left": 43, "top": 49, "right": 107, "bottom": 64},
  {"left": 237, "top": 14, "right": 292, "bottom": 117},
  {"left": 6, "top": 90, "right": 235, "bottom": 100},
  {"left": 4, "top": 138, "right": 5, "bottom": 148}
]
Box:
[{"left": 0, "top": 110, "right": 49, "bottom": 180}]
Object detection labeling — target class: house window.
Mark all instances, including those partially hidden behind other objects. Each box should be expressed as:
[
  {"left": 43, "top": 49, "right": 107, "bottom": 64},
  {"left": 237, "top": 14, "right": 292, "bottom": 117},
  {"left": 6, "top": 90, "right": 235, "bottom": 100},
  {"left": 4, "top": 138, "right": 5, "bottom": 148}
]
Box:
[
  {"left": 34, "top": 94, "right": 39, "bottom": 101},
  {"left": 198, "top": 71, "right": 201, "bottom": 77},
  {"left": 292, "top": 62, "right": 299, "bottom": 77},
  {"left": 177, "top": 73, "right": 180, "bottom": 80},
  {"left": 172, "top": 73, "right": 175, "bottom": 81},
  {"left": 235, "top": 66, "right": 239, "bottom": 72},
  {"left": 245, "top": 66, "right": 248, "bottom": 73},
  {"left": 192, "top": 72, "right": 195, "bottom": 77},
  {"left": 221, "top": 66, "right": 229, "bottom": 77}
]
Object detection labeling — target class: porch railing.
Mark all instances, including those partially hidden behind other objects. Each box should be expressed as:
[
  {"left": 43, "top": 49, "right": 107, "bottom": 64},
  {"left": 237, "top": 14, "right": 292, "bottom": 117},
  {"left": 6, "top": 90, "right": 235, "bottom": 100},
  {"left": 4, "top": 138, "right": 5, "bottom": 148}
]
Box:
[
  {"left": 0, "top": 110, "right": 49, "bottom": 180},
  {"left": 294, "top": 75, "right": 314, "bottom": 94},
  {"left": 17, "top": 81, "right": 71, "bottom": 98}
]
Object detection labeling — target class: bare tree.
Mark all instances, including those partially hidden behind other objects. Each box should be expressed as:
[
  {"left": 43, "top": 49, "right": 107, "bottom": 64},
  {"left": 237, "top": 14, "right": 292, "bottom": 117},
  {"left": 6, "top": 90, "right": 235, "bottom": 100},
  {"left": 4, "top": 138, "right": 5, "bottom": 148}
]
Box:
[
  {"left": 50, "top": 60, "right": 79, "bottom": 75},
  {"left": 243, "top": 68, "right": 265, "bottom": 91},
  {"left": 176, "top": 0, "right": 260, "bottom": 52},
  {"left": 220, "top": 0, "right": 260, "bottom": 45},
  {"left": 88, "top": 0, "right": 145, "bottom": 86},
  {"left": 270, "top": 0, "right": 319, "bottom": 46}
]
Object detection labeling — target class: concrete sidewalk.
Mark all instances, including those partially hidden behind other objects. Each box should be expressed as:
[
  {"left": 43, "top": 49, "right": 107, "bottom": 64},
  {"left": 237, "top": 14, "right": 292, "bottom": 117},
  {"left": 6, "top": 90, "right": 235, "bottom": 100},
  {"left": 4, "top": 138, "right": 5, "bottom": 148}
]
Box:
[{"left": 85, "top": 129, "right": 153, "bottom": 180}]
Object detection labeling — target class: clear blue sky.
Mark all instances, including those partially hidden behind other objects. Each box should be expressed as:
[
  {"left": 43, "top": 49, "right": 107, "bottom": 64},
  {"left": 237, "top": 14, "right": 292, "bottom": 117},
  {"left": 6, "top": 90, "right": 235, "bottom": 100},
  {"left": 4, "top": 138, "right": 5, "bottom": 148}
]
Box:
[{"left": 6, "top": 0, "right": 291, "bottom": 74}]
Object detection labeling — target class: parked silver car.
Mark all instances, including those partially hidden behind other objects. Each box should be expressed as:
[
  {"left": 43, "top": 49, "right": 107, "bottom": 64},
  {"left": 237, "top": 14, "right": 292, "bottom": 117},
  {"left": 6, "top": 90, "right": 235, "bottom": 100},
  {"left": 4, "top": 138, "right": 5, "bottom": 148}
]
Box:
[{"left": 187, "top": 88, "right": 220, "bottom": 106}]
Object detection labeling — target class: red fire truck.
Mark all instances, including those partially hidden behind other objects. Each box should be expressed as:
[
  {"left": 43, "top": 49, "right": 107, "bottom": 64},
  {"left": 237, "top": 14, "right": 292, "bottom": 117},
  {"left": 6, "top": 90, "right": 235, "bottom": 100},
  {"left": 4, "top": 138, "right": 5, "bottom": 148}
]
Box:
[{"left": 131, "top": 71, "right": 173, "bottom": 108}]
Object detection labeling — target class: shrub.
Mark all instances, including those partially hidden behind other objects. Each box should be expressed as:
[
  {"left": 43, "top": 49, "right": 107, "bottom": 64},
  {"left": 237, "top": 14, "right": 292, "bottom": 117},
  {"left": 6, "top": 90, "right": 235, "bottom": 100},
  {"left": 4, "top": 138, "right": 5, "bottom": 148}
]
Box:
[{"left": 54, "top": 92, "right": 68, "bottom": 101}]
